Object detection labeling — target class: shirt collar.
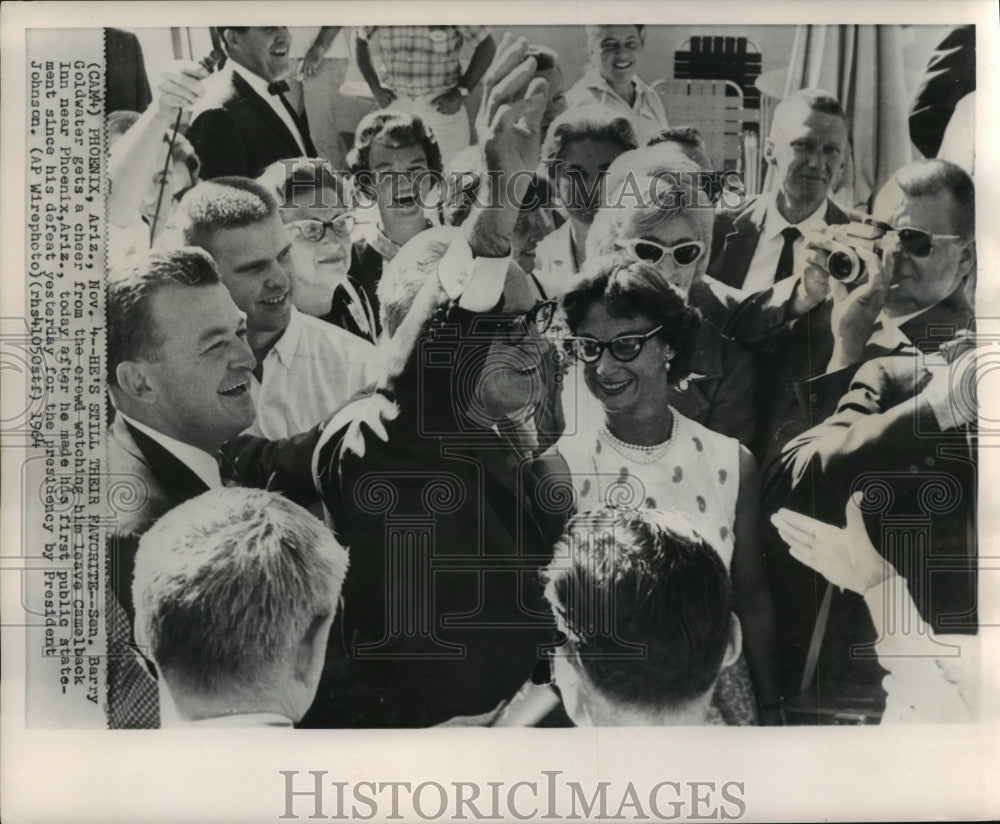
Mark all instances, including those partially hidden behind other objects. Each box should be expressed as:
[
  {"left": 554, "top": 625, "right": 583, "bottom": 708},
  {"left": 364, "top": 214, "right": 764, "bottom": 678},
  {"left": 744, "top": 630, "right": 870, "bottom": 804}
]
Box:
[
  {"left": 762, "top": 194, "right": 829, "bottom": 241},
  {"left": 581, "top": 66, "right": 653, "bottom": 105},
  {"left": 268, "top": 306, "right": 303, "bottom": 368},
  {"left": 117, "top": 412, "right": 222, "bottom": 490},
  {"left": 232, "top": 64, "right": 280, "bottom": 100}
]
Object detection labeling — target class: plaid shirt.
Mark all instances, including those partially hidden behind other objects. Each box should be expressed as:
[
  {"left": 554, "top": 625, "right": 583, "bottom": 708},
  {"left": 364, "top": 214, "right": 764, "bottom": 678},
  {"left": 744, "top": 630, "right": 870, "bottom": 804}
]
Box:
[{"left": 358, "top": 25, "right": 490, "bottom": 97}]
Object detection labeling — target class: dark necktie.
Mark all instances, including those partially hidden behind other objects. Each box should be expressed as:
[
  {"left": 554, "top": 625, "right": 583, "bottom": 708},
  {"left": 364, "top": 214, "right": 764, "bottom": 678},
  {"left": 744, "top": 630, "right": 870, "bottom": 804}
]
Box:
[
  {"left": 775, "top": 226, "right": 801, "bottom": 283},
  {"left": 267, "top": 79, "right": 307, "bottom": 146}
]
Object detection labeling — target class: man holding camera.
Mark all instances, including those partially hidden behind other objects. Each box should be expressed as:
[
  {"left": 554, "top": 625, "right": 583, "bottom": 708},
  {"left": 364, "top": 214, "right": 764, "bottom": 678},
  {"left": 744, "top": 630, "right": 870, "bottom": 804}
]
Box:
[
  {"left": 756, "top": 158, "right": 977, "bottom": 714},
  {"left": 707, "top": 89, "right": 851, "bottom": 292}
]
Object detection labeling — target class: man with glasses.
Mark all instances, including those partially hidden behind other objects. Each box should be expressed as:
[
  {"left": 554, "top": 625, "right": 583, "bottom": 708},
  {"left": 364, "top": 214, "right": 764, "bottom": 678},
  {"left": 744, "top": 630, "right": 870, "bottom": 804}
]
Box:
[
  {"left": 757, "top": 159, "right": 977, "bottom": 714},
  {"left": 167, "top": 176, "right": 381, "bottom": 439},
  {"left": 235, "top": 36, "right": 577, "bottom": 728}
]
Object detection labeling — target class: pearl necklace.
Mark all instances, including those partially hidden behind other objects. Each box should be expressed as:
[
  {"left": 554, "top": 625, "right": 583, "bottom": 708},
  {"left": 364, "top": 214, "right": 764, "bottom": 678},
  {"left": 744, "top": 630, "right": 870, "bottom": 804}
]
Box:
[{"left": 599, "top": 414, "right": 678, "bottom": 464}]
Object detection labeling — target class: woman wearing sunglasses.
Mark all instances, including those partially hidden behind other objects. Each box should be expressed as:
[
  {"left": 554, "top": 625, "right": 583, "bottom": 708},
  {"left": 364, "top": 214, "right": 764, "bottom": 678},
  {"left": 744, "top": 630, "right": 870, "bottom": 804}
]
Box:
[
  {"left": 553, "top": 257, "right": 781, "bottom": 725},
  {"left": 259, "top": 158, "right": 378, "bottom": 344},
  {"left": 586, "top": 165, "right": 757, "bottom": 446}
]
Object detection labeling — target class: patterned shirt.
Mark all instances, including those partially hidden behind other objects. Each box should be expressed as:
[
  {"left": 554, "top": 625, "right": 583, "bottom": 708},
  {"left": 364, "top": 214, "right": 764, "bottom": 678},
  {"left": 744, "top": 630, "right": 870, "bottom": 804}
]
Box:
[{"left": 357, "top": 25, "right": 490, "bottom": 97}]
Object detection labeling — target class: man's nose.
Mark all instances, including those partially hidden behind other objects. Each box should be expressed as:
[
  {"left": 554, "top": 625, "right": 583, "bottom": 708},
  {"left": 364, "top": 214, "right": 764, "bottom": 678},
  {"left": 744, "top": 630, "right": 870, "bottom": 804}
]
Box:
[
  {"left": 233, "top": 335, "right": 256, "bottom": 372},
  {"left": 267, "top": 259, "right": 293, "bottom": 287}
]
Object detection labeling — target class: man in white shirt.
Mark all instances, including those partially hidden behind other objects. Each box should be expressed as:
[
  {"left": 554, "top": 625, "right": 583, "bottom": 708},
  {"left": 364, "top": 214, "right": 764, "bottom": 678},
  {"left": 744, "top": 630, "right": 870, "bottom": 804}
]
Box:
[
  {"left": 188, "top": 26, "right": 317, "bottom": 179},
  {"left": 169, "top": 177, "right": 383, "bottom": 439},
  {"left": 707, "top": 89, "right": 851, "bottom": 292},
  {"left": 132, "top": 487, "right": 349, "bottom": 728}
]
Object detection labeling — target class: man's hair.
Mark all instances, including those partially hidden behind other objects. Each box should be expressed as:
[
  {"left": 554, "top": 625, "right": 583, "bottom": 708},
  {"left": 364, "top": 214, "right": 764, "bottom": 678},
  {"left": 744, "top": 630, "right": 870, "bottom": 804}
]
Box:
[
  {"left": 561, "top": 256, "right": 701, "bottom": 384},
  {"left": 543, "top": 507, "right": 731, "bottom": 710},
  {"left": 771, "top": 87, "right": 848, "bottom": 130},
  {"left": 107, "top": 248, "right": 220, "bottom": 386},
  {"left": 132, "top": 487, "right": 349, "bottom": 699},
  {"left": 542, "top": 105, "right": 639, "bottom": 166},
  {"left": 170, "top": 177, "right": 277, "bottom": 251},
  {"left": 647, "top": 125, "right": 706, "bottom": 152},
  {"left": 347, "top": 111, "right": 444, "bottom": 196},
  {"left": 378, "top": 225, "right": 458, "bottom": 336},
  {"left": 256, "top": 157, "right": 352, "bottom": 213},
  {"left": 585, "top": 24, "right": 646, "bottom": 48},
  {"left": 891, "top": 159, "right": 975, "bottom": 236}
]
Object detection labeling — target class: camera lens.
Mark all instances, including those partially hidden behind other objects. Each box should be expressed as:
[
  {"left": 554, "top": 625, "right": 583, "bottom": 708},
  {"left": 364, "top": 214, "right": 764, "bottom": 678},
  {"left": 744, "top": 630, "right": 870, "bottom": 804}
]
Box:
[{"left": 827, "top": 250, "right": 862, "bottom": 282}]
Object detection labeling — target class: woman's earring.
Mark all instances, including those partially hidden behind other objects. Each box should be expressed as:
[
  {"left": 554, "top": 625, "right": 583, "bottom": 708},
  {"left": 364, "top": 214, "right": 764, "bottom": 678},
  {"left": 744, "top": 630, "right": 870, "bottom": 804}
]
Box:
[{"left": 663, "top": 358, "right": 672, "bottom": 373}]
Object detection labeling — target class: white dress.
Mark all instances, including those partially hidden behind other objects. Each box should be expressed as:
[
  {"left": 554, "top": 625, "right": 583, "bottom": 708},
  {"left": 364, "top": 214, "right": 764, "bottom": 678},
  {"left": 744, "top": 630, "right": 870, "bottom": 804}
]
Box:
[{"left": 555, "top": 408, "right": 757, "bottom": 724}]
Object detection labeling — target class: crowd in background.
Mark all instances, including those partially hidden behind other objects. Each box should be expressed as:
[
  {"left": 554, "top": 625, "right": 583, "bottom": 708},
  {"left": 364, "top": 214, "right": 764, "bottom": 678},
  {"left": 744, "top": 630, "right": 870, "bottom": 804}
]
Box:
[{"left": 102, "top": 25, "right": 981, "bottom": 729}]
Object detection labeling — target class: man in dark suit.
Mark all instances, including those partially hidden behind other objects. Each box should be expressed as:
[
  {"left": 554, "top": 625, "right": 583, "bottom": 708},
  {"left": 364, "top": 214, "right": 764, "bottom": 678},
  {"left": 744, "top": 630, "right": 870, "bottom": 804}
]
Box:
[
  {"left": 755, "top": 159, "right": 977, "bottom": 712},
  {"left": 707, "top": 89, "right": 851, "bottom": 292},
  {"left": 105, "top": 247, "right": 319, "bottom": 727},
  {"left": 187, "top": 26, "right": 316, "bottom": 179}
]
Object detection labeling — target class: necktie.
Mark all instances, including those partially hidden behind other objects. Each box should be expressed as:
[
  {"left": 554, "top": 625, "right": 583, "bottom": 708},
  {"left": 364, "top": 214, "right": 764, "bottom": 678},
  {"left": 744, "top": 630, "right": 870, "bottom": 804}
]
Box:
[
  {"left": 775, "top": 226, "right": 801, "bottom": 283},
  {"left": 267, "top": 80, "right": 307, "bottom": 145}
]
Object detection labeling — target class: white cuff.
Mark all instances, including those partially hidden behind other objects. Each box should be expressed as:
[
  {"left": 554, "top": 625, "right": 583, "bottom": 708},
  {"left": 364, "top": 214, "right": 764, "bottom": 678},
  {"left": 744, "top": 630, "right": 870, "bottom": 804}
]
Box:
[{"left": 436, "top": 235, "right": 510, "bottom": 313}]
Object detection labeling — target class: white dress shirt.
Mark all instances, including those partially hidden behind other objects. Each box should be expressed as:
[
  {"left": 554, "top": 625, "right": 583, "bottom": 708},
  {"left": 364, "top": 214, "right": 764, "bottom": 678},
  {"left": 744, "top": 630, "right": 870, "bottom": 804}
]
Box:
[
  {"left": 742, "top": 196, "right": 829, "bottom": 294},
  {"left": 232, "top": 65, "right": 308, "bottom": 156},
  {"left": 246, "top": 307, "right": 383, "bottom": 440},
  {"left": 117, "top": 412, "right": 223, "bottom": 490}
]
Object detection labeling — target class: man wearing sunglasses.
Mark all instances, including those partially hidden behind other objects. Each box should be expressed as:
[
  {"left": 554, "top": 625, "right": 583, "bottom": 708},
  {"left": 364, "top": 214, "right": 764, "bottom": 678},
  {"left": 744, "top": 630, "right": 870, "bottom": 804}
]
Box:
[
  {"left": 757, "top": 159, "right": 977, "bottom": 713},
  {"left": 167, "top": 176, "right": 381, "bottom": 440}
]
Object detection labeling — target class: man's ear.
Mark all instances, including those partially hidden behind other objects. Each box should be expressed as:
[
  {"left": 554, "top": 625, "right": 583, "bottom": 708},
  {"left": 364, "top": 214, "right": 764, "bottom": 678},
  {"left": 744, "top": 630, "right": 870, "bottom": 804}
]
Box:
[
  {"left": 956, "top": 238, "right": 977, "bottom": 281},
  {"left": 115, "top": 361, "right": 156, "bottom": 404},
  {"left": 293, "top": 612, "right": 334, "bottom": 689},
  {"left": 221, "top": 28, "right": 241, "bottom": 54},
  {"left": 721, "top": 613, "right": 743, "bottom": 671}
]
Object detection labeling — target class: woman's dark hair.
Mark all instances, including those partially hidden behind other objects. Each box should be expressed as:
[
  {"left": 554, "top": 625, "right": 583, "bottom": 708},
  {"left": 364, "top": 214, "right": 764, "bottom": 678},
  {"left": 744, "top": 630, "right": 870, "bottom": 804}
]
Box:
[
  {"left": 346, "top": 111, "right": 443, "bottom": 198},
  {"left": 562, "top": 256, "right": 701, "bottom": 384}
]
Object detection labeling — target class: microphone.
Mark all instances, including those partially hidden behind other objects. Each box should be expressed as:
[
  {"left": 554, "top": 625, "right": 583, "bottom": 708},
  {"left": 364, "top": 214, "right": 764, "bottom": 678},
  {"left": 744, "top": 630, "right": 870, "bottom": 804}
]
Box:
[{"left": 148, "top": 50, "right": 224, "bottom": 245}]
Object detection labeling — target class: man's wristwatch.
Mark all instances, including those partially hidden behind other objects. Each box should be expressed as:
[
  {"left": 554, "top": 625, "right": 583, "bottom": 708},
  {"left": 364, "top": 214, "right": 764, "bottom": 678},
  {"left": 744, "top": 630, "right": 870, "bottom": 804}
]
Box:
[{"left": 455, "top": 85, "right": 470, "bottom": 97}]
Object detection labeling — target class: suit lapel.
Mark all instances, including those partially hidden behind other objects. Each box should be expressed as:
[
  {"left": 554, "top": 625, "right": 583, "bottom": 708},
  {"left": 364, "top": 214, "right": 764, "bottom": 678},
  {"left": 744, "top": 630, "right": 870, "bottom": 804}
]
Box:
[
  {"left": 121, "top": 420, "right": 211, "bottom": 506},
  {"left": 712, "top": 197, "right": 767, "bottom": 289},
  {"left": 898, "top": 288, "right": 975, "bottom": 348},
  {"left": 232, "top": 72, "right": 308, "bottom": 157}
]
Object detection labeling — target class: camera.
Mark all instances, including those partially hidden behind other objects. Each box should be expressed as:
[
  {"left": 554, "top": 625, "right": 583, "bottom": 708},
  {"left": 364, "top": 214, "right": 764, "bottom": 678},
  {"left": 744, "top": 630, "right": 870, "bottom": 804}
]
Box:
[{"left": 806, "top": 221, "right": 886, "bottom": 284}]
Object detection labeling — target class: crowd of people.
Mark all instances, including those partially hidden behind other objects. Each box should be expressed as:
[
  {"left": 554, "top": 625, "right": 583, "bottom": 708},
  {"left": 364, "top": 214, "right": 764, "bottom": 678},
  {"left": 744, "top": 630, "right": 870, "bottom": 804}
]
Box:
[{"left": 103, "top": 25, "right": 982, "bottom": 728}]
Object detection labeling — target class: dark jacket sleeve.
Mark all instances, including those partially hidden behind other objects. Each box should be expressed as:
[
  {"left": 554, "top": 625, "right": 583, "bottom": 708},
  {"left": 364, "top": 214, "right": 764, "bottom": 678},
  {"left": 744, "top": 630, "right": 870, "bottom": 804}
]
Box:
[
  {"left": 220, "top": 423, "right": 325, "bottom": 506},
  {"left": 186, "top": 108, "right": 250, "bottom": 180}
]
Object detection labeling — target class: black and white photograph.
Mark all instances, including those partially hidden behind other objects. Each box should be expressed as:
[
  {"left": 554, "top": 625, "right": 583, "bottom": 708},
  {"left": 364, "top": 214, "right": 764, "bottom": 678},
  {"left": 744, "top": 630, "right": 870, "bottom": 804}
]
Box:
[{"left": 1, "top": 2, "right": 998, "bottom": 821}]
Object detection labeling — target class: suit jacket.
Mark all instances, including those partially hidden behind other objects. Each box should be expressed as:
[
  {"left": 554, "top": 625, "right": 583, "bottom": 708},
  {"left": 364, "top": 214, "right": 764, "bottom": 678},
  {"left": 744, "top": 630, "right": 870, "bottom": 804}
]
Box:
[
  {"left": 289, "top": 303, "right": 570, "bottom": 728},
  {"left": 105, "top": 413, "right": 323, "bottom": 729},
  {"left": 761, "top": 350, "right": 978, "bottom": 705},
  {"left": 187, "top": 70, "right": 317, "bottom": 180},
  {"left": 104, "top": 28, "right": 152, "bottom": 114},
  {"left": 707, "top": 195, "right": 851, "bottom": 290},
  {"left": 746, "top": 284, "right": 975, "bottom": 467}
]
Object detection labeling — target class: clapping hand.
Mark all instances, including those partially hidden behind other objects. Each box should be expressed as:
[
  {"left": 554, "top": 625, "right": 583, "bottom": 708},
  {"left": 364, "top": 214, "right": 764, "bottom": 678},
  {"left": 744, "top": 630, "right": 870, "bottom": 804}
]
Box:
[{"left": 771, "top": 493, "right": 892, "bottom": 595}]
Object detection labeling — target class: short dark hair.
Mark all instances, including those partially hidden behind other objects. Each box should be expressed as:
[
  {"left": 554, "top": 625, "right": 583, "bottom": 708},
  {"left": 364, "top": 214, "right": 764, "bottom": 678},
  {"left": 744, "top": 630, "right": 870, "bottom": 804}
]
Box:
[
  {"left": 561, "top": 256, "right": 701, "bottom": 385},
  {"left": 170, "top": 177, "right": 277, "bottom": 251},
  {"left": 256, "top": 157, "right": 351, "bottom": 212},
  {"left": 543, "top": 507, "right": 731, "bottom": 709},
  {"left": 107, "top": 248, "right": 220, "bottom": 385},
  {"left": 542, "top": 105, "right": 638, "bottom": 166},
  {"left": 647, "top": 125, "right": 706, "bottom": 152},
  {"left": 347, "top": 111, "right": 443, "bottom": 197},
  {"left": 892, "top": 159, "right": 975, "bottom": 236}
]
